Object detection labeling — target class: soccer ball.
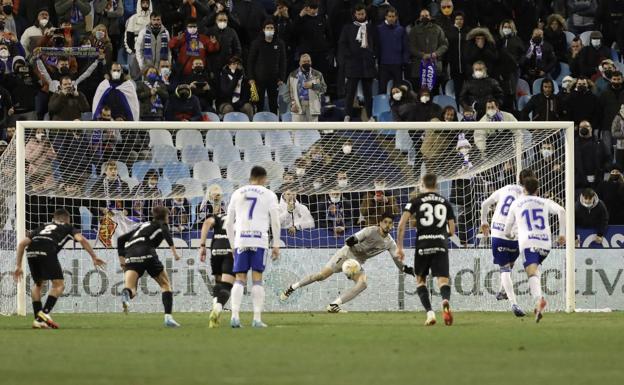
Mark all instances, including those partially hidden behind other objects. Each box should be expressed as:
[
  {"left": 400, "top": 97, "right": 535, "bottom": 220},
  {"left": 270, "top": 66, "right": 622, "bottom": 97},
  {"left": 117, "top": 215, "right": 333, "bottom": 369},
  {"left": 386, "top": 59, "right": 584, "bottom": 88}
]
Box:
[{"left": 342, "top": 259, "right": 361, "bottom": 278}]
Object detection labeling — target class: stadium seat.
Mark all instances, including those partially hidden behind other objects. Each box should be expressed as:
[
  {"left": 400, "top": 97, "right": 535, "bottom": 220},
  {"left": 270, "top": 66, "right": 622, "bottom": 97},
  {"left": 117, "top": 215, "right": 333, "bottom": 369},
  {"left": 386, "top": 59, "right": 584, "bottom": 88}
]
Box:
[
  {"left": 149, "top": 130, "right": 174, "bottom": 147},
  {"left": 372, "top": 94, "right": 390, "bottom": 119},
  {"left": 293, "top": 130, "right": 321, "bottom": 151},
  {"left": 205, "top": 130, "right": 232, "bottom": 150},
  {"left": 123, "top": 176, "right": 140, "bottom": 191},
  {"left": 79, "top": 206, "right": 92, "bottom": 232},
  {"left": 564, "top": 31, "right": 576, "bottom": 47},
  {"left": 234, "top": 130, "right": 263, "bottom": 149},
  {"left": 517, "top": 95, "right": 531, "bottom": 111},
  {"left": 378, "top": 110, "right": 394, "bottom": 122},
  {"left": 162, "top": 162, "right": 191, "bottom": 183},
  {"left": 223, "top": 111, "right": 250, "bottom": 122},
  {"left": 281, "top": 112, "right": 292, "bottom": 122},
  {"left": 176, "top": 177, "right": 205, "bottom": 198},
  {"left": 157, "top": 176, "right": 173, "bottom": 196},
  {"left": 555, "top": 62, "right": 571, "bottom": 86},
  {"left": 611, "top": 48, "right": 619, "bottom": 62},
  {"left": 131, "top": 161, "right": 156, "bottom": 182},
  {"left": 151, "top": 144, "right": 178, "bottom": 166},
  {"left": 579, "top": 30, "right": 592, "bottom": 46},
  {"left": 516, "top": 78, "right": 531, "bottom": 98},
  {"left": 265, "top": 130, "right": 292, "bottom": 149},
  {"left": 175, "top": 130, "right": 203, "bottom": 149},
  {"left": 212, "top": 144, "right": 240, "bottom": 168},
  {"left": 193, "top": 160, "right": 222, "bottom": 182},
  {"left": 227, "top": 160, "right": 253, "bottom": 183},
  {"left": 253, "top": 111, "right": 279, "bottom": 122},
  {"left": 433, "top": 94, "right": 456, "bottom": 109},
  {"left": 202, "top": 111, "right": 220, "bottom": 122},
  {"left": 100, "top": 161, "right": 129, "bottom": 179},
  {"left": 532, "top": 78, "right": 560, "bottom": 95},
  {"left": 444, "top": 79, "right": 455, "bottom": 97},
  {"left": 259, "top": 160, "right": 285, "bottom": 188},
  {"left": 395, "top": 130, "right": 413, "bottom": 152},
  {"left": 275, "top": 145, "right": 302, "bottom": 166},
  {"left": 81, "top": 112, "right": 93, "bottom": 121},
  {"left": 244, "top": 145, "right": 273, "bottom": 163},
  {"left": 181, "top": 145, "right": 209, "bottom": 166}
]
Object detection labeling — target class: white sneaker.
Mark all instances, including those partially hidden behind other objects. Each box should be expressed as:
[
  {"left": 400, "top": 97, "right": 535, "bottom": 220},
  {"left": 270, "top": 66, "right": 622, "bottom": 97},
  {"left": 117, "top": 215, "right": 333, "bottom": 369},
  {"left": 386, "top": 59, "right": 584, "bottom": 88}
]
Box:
[
  {"left": 164, "top": 315, "right": 181, "bottom": 328},
  {"left": 32, "top": 319, "right": 49, "bottom": 329},
  {"left": 425, "top": 310, "right": 436, "bottom": 326},
  {"left": 251, "top": 320, "right": 268, "bottom": 328}
]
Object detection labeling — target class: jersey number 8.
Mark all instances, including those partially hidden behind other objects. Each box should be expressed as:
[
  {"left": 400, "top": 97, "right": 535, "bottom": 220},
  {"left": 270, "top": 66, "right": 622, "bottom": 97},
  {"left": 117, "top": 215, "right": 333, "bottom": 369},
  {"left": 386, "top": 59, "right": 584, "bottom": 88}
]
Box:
[{"left": 419, "top": 203, "right": 447, "bottom": 228}]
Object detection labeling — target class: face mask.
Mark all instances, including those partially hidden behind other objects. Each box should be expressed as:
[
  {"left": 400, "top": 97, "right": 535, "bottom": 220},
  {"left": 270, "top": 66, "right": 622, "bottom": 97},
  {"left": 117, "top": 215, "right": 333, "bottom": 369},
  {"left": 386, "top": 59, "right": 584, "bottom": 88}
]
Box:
[
  {"left": 264, "top": 30, "right": 274, "bottom": 38},
  {"left": 313, "top": 181, "right": 322, "bottom": 189},
  {"left": 562, "top": 80, "right": 573, "bottom": 90},
  {"left": 329, "top": 195, "right": 341, "bottom": 203},
  {"left": 454, "top": 22, "right": 462, "bottom": 28},
  {"left": 612, "top": 82, "right": 622, "bottom": 90},
  {"left": 160, "top": 68, "right": 171, "bottom": 77},
  {"left": 541, "top": 149, "right": 553, "bottom": 158},
  {"left": 609, "top": 174, "right": 621, "bottom": 182},
  {"left": 420, "top": 17, "right": 430, "bottom": 23},
  {"left": 59, "top": 66, "right": 69, "bottom": 75},
  {"left": 142, "top": 5, "right": 150, "bottom": 12},
  {"left": 579, "top": 127, "right": 590, "bottom": 136},
  {"left": 147, "top": 73, "right": 158, "bottom": 82},
  {"left": 148, "top": 182, "right": 156, "bottom": 188},
  {"left": 441, "top": 7, "right": 452, "bottom": 16},
  {"left": 591, "top": 39, "right": 601, "bottom": 48},
  {"left": 486, "top": 109, "right": 497, "bottom": 117},
  {"left": 342, "top": 145, "right": 352, "bottom": 154},
  {"left": 111, "top": 70, "right": 122, "bottom": 80},
  {"left": 473, "top": 70, "right": 485, "bottom": 79},
  {"left": 95, "top": 31, "right": 105, "bottom": 40},
  {"left": 301, "top": 63, "right": 311, "bottom": 72},
  {"left": 337, "top": 179, "right": 348, "bottom": 188},
  {"left": 187, "top": 27, "right": 198, "bottom": 34},
  {"left": 420, "top": 95, "right": 430, "bottom": 103},
  {"left": 193, "top": 66, "right": 204, "bottom": 73},
  {"left": 502, "top": 27, "right": 512, "bottom": 36},
  {"left": 581, "top": 199, "right": 593, "bottom": 208},
  {"left": 312, "top": 154, "right": 323, "bottom": 161},
  {"left": 604, "top": 70, "right": 614, "bottom": 79},
  {"left": 3, "top": 5, "right": 12, "bottom": 14},
  {"left": 458, "top": 147, "right": 470, "bottom": 156},
  {"left": 577, "top": 85, "right": 587, "bottom": 93},
  {"left": 217, "top": 21, "right": 227, "bottom": 30},
  {"left": 296, "top": 167, "right": 305, "bottom": 176},
  {"left": 39, "top": 18, "right": 48, "bottom": 27},
  {"left": 35, "top": 133, "right": 44, "bottom": 140},
  {"left": 463, "top": 113, "right": 474, "bottom": 121},
  {"left": 532, "top": 37, "right": 542, "bottom": 44},
  {"left": 0, "top": 49, "right": 8, "bottom": 59},
  {"left": 178, "top": 89, "right": 191, "bottom": 99},
  {"left": 392, "top": 92, "right": 402, "bottom": 101},
  {"left": 374, "top": 184, "right": 386, "bottom": 191}
]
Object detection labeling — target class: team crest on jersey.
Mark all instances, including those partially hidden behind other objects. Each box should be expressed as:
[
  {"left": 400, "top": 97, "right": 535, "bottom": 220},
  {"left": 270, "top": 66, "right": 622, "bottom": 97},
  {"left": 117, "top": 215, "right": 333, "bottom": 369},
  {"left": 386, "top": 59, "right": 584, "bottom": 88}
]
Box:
[{"left": 98, "top": 216, "right": 117, "bottom": 248}]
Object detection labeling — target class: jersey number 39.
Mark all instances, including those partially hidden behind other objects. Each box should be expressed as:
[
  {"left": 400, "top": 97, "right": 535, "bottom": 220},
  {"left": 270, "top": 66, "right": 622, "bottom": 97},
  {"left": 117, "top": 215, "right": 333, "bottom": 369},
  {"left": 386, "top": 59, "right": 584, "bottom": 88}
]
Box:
[{"left": 419, "top": 203, "right": 447, "bottom": 228}]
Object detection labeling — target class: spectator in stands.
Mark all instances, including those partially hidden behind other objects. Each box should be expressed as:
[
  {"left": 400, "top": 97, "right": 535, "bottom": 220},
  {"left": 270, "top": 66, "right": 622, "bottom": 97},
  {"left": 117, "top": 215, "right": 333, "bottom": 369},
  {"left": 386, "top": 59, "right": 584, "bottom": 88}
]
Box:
[
  {"left": 167, "top": 184, "right": 192, "bottom": 235},
  {"left": 464, "top": 27, "right": 497, "bottom": 75},
  {"left": 136, "top": 65, "right": 169, "bottom": 120},
  {"left": 54, "top": 0, "right": 90, "bottom": 41},
  {"left": 203, "top": 11, "right": 242, "bottom": 77},
  {"left": 165, "top": 83, "right": 202, "bottom": 121},
  {"left": 460, "top": 103, "right": 476, "bottom": 121},
  {"left": 575, "top": 188, "right": 608, "bottom": 245},
  {"left": 286, "top": 53, "right": 327, "bottom": 122},
  {"left": 521, "top": 78, "right": 560, "bottom": 121},
  {"left": 460, "top": 61, "right": 503, "bottom": 118},
  {"left": 358, "top": 180, "right": 400, "bottom": 225},
  {"left": 217, "top": 55, "right": 253, "bottom": 119},
  {"left": 595, "top": 59, "right": 617, "bottom": 94},
  {"left": 339, "top": 4, "right": 376, "bottom": 122},
  {"left": 279, "top": 189, "right": 315, "bottom": 235},
  {"left": 567, "top": 37, "right": 583, "bottom": 77},
  {"left": 598, "top": 69, "right": 623, "bottom": 152},
  {"left": 135, "top": 11, "right": 171, "bottom": 74},
  {"left": 91, "top": 160, "right": 130, "bottom": 213},
  {"left": 319, "top": 190, "right": 355, "bottom": 235},
  {"left": 408, "top": 8, "right": 447, "bottom": 94},
  {"left": 1, "top": 0, "right": 25, "bottom": 38},
  {"left": 93, "top": 62, "right": 140, "bottom": 121},
  {"left": 610, "top": 103, "right": 624, "bottom": 168},
  {"left": 19, "top": 8, "right": 52, "bottom": 58},
  {"left": 596, "top": 165, "right": 624, "bottom": 225},
  {"left": 557, "top": 75, "right": 576, "bottom": 120},
  {"left": 131, "top": 169, "right": 164, "bottom": 221},
  {"left": 168, "top": 18, "right": 219, "bottom": 77},
  {"left": 88, "top": 24, "right": 115, "bottom": 68},
  {"left": 575, "top": 120, "right": 608, "bottom": 189},
  {"left": 567, "top": 76, "right": 601, "bottom": 129},
  {"left": 183, "top": 57, "right": 216, "bottom": 113},
  {"left": 248, "top": 19, "right": 287, "bottom": 114},
  {"left": 522, "top": 27, "right": 557, "bottom": 84},
  {"left": 4, "top": 124, "right": 13, "bottom": 142},
  {"left": 445, "top": 11, "right": 468, "bottom": 98},
  {"left": 273, "top": 0, "right": 294, "bottom": 71},
  {"left": 567, "top": 0, "right": 597, "bottom": 34},
  {"left": 2, "top": 57, "right": 37, "bottom": 120},
  {"left": 125, "top": 0, "right": 152, "bottom": 79},
  {"left": 531, "top": 141, "right": 564, "bottom": 202},
  {"left": 93, "top": 0, "right": 124, "bottom": 60},
  {"left": 197, "top": 184, "right": 226, "bottom": 226},
  {"left": 476, "top": 98, "right": 517, "bottom": 154},
  {"left": 434, "top": 0, "right": 455, "bottom": 33},
  {"left": 0, "top": 139, "right": 6, "bottom": 155},
  {"left": 577, "top": 31, "right": 611, "bottom": 78},
  {"left": 597, "top": 0, "right": 624, "bottom": 48},
  {"left": 18, "top": 1, "right": 54, "bottom": 27},
  {"left": 441, "top": 105, "right": 458, "bottom": 122},
  {"left": 48, "top": 76, "right": 90, "bottom": 121},
  {"left": 376, "top": 7, "right": 408, "bottom": 96},
  {"left": 75, "top": 37, "right": 107, "bottom": 102},
  {"left": 25, "top": 127, "right": 56, "bottom": 193},
  {"left": 389, "top": 85, "right": 414, "bottom": 121},
  {"left": 406, "top": 87, "right": 441, "bottom": 122},
  {"left": 158, "top": 58, "right": 173, "bottom": 86},
  {"left": 0, "top": 82, "right": 12, "bottom": 133},
  {"left": 54, "top": 127, "right": 93, "bottom": 187},
  {"left": 544, "top": 14, "right": 568, "bottom": 63},
  {"left": 230, "top": 0, "right": 267, "bottom": 55}
]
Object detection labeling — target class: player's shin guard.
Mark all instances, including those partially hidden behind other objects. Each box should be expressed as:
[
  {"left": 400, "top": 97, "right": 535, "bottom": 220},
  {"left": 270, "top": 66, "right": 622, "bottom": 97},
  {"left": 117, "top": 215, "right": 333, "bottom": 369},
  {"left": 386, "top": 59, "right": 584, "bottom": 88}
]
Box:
[
  {"left": 230, "top": 280, "right": 244, "bottom": 320},
  {"left": 528, "top": 273, "right": 542, "bottom": 303},
  {"left": 217, "top": 282, "right": 233, "bottom": 308},
  {"left": 162, "top": 291, "right": 173, "bottom": 314},
  {"left": 500, "top": 268, "right": 517, "bottom": 305},
  {"left": 43, "top": 296, "right": 57, "bottom": 314},
  {"left": 251, "top": 281, "right": 265, "bottom": 322},
  {"left": 335, "top": 279, "right": 367, "bottom": 305},
  {"left": 440, "top": 285, "right": 451, "bottom": 302},
  {"left": 416, "top": 286, "right": 432, "bottom": 312},
  {"left": 32, "top": 301, "right": 42, "bottom": 320}
]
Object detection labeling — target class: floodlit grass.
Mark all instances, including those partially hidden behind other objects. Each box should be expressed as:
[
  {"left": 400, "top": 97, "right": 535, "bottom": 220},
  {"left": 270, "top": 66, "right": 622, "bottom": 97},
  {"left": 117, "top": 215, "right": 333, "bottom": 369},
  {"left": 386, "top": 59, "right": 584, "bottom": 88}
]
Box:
[{"left": 1, "top": 312, "right": 623, "bottom": 385}]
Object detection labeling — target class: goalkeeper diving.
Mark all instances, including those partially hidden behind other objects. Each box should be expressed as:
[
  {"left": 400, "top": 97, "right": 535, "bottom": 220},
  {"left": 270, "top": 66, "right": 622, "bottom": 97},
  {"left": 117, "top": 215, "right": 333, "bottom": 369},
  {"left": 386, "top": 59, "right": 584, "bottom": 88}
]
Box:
[{"left": 280, "top": 213, "right": 415, "bottom": 312}]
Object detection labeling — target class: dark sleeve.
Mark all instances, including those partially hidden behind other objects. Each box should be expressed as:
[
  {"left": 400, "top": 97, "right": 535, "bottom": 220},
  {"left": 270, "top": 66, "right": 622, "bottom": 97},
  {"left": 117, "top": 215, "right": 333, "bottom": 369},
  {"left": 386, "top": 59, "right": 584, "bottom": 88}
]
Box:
[
  {"left": 521, "top": 95, "right": 536, "bottom": 121},
  {"left": 117, "top": 231, "right": 132, "bottom": 256},
  {"left": 597, "top": 201, "right": 609, "bottom": 236},
  {"left": 404, "top": 198, "right": 417, "bottom": 214},
  {"left": 446, "top": 200, "right": 456, "bottom": 221},
  {"left": 279, "top": 40, "right": 287, "bottom": 82},
  {"left": 162, "top": 224, "right": 174, "bottom": 247},
  {"left": 64, "top": 224, "right": 80, "bottom": 237},
  {"left": 247, "top": 39, "right": 259, "bottom": 80}
]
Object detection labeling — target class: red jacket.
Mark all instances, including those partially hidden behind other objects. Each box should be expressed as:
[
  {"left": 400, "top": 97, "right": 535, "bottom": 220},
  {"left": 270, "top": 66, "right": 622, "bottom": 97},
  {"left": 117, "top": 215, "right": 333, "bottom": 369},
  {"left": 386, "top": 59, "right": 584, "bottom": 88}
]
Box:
[{"left": 169, "top": 33, "right": 219, "bottom": 76}]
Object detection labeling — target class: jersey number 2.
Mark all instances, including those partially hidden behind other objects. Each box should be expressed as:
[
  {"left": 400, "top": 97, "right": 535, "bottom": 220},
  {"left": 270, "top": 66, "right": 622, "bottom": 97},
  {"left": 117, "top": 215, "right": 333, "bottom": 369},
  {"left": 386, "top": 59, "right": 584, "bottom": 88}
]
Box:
[
  {"left": 40, "top": 224, "right": 57, "bottom": 235},
  {"left": 419, "top": 203, "right": 447, "bottom": 228},
  {"left": 245, "top": 197, "right": 258, "bottom": 219}
]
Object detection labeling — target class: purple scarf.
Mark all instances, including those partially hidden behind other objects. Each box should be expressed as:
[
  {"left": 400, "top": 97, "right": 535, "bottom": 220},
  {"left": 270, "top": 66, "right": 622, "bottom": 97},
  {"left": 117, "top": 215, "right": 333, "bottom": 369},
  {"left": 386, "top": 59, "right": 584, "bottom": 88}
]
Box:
[{"left": 420, "top": 58, "right": 437, "bottom": 91}]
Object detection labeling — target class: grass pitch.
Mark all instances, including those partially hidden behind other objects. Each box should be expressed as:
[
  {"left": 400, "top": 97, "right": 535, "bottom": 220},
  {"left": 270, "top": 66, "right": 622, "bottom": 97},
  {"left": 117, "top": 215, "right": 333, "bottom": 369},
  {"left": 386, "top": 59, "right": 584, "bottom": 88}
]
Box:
[{"left": 1, "top": 312, "right": 622, "bottom": 385}]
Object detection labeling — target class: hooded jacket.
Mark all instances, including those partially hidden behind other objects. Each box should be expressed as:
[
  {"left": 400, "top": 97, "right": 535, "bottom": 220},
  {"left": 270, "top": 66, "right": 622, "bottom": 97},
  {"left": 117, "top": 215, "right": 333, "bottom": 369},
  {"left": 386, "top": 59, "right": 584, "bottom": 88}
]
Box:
[
  {"left": 521, "top": 81, "right": 560, "bottom": 121},
  {"left": 575, "top": 192, "right": 609, "bottom": 236},
  {"left": 124, "top": 0, "right": 152, "bottom": 53},
  {"left": 464, "top": 27, "right": 498, "bottom": 74},
  {"left": 278, "top": 196, "right": 315, "bottom": 230}
]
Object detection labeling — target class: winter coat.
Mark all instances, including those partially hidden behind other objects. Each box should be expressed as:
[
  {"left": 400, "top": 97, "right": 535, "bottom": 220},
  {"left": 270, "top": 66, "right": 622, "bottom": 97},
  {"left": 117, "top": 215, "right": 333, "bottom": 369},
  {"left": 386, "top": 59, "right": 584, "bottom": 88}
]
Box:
[
  {"left": 574, "top": 136, "right": 608, "bottom": 187},
  {"left": 55, "top": 0, "right": 91, "bottom": 36},
  {"left": 48, "top": 91, "right": 90, "bottom": 121},
  {"left": 293, "top": 14, "right": 333, "bottom": 54},
  {"left": 523, "top": 40, "right": 558, "bottom": 76},
  {"left": 496, "top": 34, "right": 526, "bottom": 76},
  {"left": 217, "top": 67, "right": 251, "bottom": 106},
  {"left": 165, "top": 94, "right": 202, "bottom": 122},
  {"left": 94, "top": 0, "right": 124, "bottom": 37},
  {"left": 124, "top": 5, "right": 152, "bottom": 53},
  {"left": 135, "top": 25, "right": 172, "bottom": 71},
  {"left": 598, "top": 86, "right": 624, "bottom": 133},
  {"left": 446, "top": 25, "right": 468, "bottom": 75},
  {"left": 247, "top": 36, "right": 287, "bottom": 82},
  {"left": 544, "top": 14, "right": 568, "bottom": 62},
  {"left": 596, "top": 178, "right": 624, "bottom": 224},
  {"left": 611, "top": 113, "right": 624, "bottom": 150},
  {"left": 278, "top": 197, "right": 315, "bottom": 230},
  {"left": 577, "top": 45, "right": 611, "bottom": 78},
  {"left": 522, "top": 93, "right": 560, "bottom": 121},
  {"left": 204, "top": 26, "right": 242, "bottom": 75},
  {"left": 168, "top": 33, "right": 220, "bottom": 76},
  {"left": 408, "top": 20, "right": 448, "bottom": 78},
  {"left": 136, "top": 79, "right": 170, "bottom": 120},
  {"left": 568, "top": 0, "right": 597, "bottom": 30},
  {"left": 575, "top": 194, "right": 609, "bottom": 236},
  {"left": 230, "top": 0, "right": 267, "bottom": 47},
  {"left": 286, "top": 68, "right": 327, "bottom": 116},
  {"left": 596, "top": 0, "right": 624, "bottom": 44},
  {"left": 565, "top": 89, "right": 601, "bottom": 128},
  {"left": 376, "top": 22, "right": 409, "bottom": 66},
  {"left": 339, "top": 22, "right": 377, "bottom": 79},
  {"left": 464, "top": 27, "right": 498, "bottom": 74},
  {"left": 459, "top": 77, "right": 504, "bottom": 115}
]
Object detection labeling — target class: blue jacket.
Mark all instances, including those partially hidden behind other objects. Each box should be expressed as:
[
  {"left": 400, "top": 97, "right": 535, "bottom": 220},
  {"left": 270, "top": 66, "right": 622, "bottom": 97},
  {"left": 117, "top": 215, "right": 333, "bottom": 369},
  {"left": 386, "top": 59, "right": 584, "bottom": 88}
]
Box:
[{"left": 376, "top": 22, "right": 409, "bottom": 65}]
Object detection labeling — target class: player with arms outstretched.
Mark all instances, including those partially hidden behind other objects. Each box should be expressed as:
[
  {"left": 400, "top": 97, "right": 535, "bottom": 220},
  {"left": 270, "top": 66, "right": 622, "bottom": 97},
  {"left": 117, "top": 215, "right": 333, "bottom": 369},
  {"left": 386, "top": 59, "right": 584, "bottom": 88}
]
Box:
[
  {"left": 280, "top": 213, "right": 415, "bottom": 313},
  {"left": 480, "top": 169, "right": 535, "bottom": 317},
  {"left": 198, "top": 186, "right": 233, "bottom": 328},
  {"left": 504, "top": 177, "right": 565, "bottom": 323},
  {"left": 118, "top": 206, "right": 182, "bottom": 327},
  {"left": 397, "top": 174, "right": 456, "bottom": 326},
  {"left": 226, "top": 166, "right": 281, "bottom": 328},
  {"left": 14, "top": 209, "right": 106, "bottom": 329}
]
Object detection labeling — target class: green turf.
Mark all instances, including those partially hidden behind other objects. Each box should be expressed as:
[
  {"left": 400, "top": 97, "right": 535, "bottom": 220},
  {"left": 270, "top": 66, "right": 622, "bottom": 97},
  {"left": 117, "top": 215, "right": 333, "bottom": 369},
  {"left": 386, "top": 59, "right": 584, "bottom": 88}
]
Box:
[{"left": 1, "top": 312, "right": 623, "bottom": 385}]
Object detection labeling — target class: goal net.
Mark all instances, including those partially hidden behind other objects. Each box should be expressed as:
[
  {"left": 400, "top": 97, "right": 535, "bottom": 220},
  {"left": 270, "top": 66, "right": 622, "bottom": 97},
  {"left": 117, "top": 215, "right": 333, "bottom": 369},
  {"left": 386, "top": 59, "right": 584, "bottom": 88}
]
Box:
[{"left": 0, "top": 121, "right": 575, "bottom": 315}]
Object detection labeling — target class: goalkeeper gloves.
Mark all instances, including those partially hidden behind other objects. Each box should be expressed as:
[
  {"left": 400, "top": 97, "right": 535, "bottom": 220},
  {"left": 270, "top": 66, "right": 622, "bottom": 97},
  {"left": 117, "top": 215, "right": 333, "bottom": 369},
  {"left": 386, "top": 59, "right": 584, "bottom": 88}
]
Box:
[
  {"left": 345, "top": 236, "right": 358, "bottom": 247},
  {"left": 402, "top": 266, "right": 415, "bottom": 276}
]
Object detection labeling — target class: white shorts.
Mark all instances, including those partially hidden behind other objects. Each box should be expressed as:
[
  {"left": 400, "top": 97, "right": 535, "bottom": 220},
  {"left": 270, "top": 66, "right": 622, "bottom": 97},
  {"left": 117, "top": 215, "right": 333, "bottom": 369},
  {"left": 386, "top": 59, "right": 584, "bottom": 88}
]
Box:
[{"left": 324, "top": 246, "right": 364, "bottom": 274}]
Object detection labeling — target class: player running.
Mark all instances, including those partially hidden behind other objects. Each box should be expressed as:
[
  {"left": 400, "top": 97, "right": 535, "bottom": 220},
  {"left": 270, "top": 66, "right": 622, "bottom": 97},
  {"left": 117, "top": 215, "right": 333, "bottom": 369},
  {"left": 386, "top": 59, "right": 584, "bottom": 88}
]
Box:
[
  {"left": 504, "top": 176, "right": 565, "bottom": 323},
  {"left": 117, "top": 206, "right": 182, "bottom": 327},
  {"left": 225, "top": 166, "right": 281, "bottom": 328},
  {"left": 397, "top": 173, "right": 456, "bottom": 326},
  {"left": 280, "top": 213, "right": 415, "bottom": 313},
  {"left": 14, "top": 209, "right": 106, "bottom": 329},
  {"left": 480, "top": 169, "right": 535, "bottom": 317},
  {"left": 198, "top": 185, "right": 233, "bottom": 328}
]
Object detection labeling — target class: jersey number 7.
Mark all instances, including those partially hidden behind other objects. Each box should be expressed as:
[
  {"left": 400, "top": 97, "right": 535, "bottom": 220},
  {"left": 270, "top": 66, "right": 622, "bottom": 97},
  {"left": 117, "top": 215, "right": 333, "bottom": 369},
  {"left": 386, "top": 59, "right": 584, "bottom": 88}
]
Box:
[{"left": 245, "top": 197, "right": 258, "bottom": 219}]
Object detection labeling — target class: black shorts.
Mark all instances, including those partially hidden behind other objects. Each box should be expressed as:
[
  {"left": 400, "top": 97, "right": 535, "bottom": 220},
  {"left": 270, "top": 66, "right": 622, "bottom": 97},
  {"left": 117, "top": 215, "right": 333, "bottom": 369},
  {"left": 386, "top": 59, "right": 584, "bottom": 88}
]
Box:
[
  {"left": 27, "top": 252, "right": 64, "bottom": 282},
  {"left": 211, "top": 250, "right": 234, "bottom": 276},
  {"left": 124, "top": 253, "right": 164, "bottom": 278},
  {"left": 414, "top": 247, "right": 449, "bottom": 278}
]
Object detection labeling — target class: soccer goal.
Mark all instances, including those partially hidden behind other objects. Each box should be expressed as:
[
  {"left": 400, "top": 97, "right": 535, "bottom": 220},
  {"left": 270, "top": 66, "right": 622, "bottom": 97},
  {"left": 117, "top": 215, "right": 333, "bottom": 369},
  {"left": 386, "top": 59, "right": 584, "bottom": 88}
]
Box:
[{"left": 0, "top": 120, "right": 575, "bottom": 316}]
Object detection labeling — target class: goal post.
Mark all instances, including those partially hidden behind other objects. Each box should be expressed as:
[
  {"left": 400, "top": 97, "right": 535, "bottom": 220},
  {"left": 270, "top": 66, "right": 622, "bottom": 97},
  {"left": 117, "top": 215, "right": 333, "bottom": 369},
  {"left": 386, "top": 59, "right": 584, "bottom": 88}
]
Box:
[{"left": 6, "top": 120, "right": 575, "bottom": 315}]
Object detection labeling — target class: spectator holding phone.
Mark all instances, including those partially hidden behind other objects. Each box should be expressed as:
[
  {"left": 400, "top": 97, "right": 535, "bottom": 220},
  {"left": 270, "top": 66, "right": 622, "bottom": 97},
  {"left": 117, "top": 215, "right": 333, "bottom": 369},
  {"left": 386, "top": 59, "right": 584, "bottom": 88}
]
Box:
[{"left": 48, "top": 76, "right": 90, "bottom": 120}]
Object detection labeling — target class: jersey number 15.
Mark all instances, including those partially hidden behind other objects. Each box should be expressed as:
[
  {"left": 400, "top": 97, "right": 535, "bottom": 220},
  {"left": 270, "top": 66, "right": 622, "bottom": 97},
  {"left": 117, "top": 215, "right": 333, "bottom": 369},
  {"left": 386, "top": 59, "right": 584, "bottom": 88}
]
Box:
[{"left": 521, "top": 208, "right": 545, "bottom": 231}]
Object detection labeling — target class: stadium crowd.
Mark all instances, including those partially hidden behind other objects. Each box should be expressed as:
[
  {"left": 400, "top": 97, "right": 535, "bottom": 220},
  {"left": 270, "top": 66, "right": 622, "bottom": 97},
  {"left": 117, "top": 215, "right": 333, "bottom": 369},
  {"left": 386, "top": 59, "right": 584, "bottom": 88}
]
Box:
[{"left": 0, "top": 0, "right": 622, "bottom": 245}]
